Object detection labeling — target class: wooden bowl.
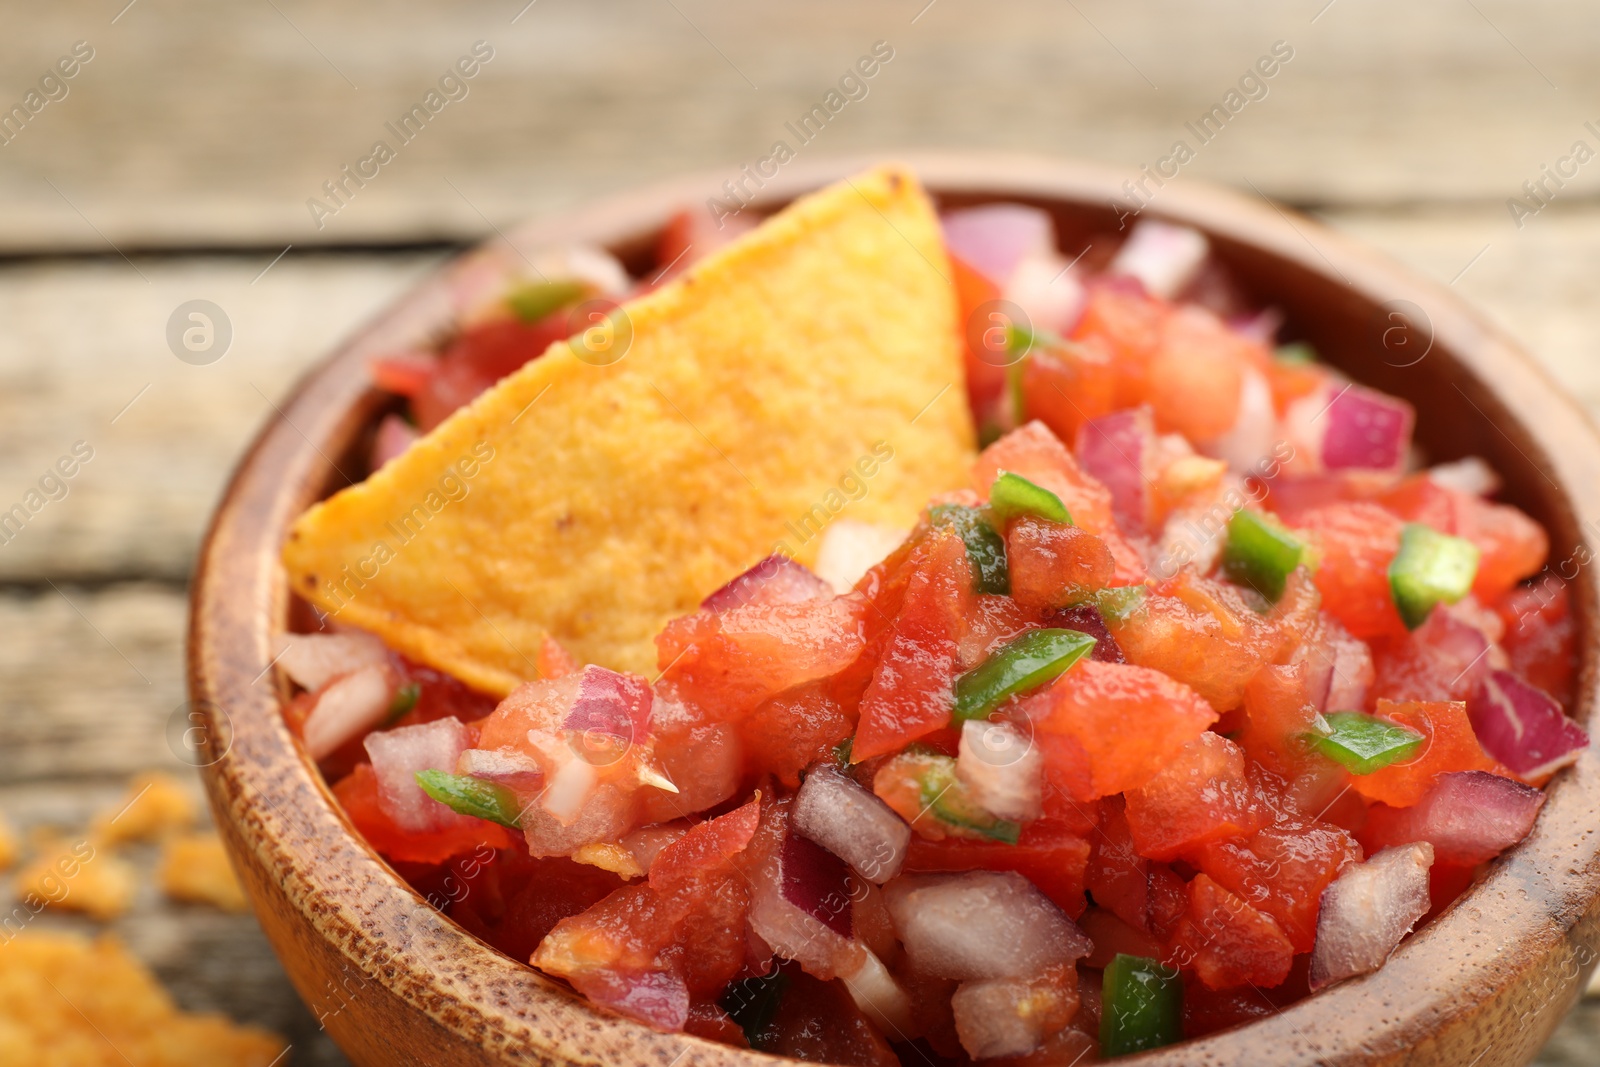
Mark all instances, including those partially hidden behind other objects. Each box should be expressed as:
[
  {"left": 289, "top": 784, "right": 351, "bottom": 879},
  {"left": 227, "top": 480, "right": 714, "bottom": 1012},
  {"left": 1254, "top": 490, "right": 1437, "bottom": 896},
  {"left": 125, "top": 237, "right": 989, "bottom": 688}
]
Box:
[{"left": 189, "top": 154, "right": 1600, "bottom": 1066}]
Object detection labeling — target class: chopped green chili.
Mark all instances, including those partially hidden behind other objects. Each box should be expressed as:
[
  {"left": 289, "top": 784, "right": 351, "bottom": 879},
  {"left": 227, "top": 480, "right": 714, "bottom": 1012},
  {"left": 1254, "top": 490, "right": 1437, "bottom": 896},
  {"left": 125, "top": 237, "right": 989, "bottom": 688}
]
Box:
[
  {"left": 988, "top": 470, "right": 1073, "bottom": 527},
  {"left": 415, "top": 770, "right": 522, "bottom": 828},
  {"left": 1101, "top": 954, "right": 1183, "bottom": 1057},
  {"left": 1388, "top": 522, "right": 1480, "bottom": 630},
  {"left": 1307, "top": 711, "right": 1425, "bottom": 775},
  {"left": 505, "top": 279, "right": 589, "bottom": 323},
  {"left": 930, "top": 503, "right": 1009, "bottom": 595},
  {"left": 1221, "top": 509, "right": 1304, "bottom": 603},
  {"left": 953, "top": 628, "right": 1096, "bottom": 722}
]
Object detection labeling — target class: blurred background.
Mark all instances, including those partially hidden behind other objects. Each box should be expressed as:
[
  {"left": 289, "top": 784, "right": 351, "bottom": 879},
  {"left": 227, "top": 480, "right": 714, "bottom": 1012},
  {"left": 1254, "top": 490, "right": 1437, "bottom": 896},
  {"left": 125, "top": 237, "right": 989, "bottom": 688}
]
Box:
[{"left": 3, "top": 1, "right": 1598, "bottom": 1063}]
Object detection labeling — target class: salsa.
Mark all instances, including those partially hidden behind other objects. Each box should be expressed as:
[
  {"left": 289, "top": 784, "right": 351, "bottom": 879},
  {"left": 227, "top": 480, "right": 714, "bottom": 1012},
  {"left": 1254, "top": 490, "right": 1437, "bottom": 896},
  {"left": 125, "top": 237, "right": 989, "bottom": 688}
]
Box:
[{"left": 280, "top": 190, "right": 1583, "bottom": 1063}]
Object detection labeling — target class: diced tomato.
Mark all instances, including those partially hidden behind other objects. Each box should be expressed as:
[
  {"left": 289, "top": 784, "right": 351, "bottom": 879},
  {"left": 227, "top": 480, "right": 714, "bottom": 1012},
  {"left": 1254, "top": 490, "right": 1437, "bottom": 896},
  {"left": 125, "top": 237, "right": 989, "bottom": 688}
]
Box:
[
  {"left": 1195, "top": 817, "right": 1360, "bottom": 952},
  {"left": 903, "top": 820, "right": 1092, "bottom": 918},
  {"left": 368, "top": 350, "right": 437, "bottom": 396},
  {"left": 649, "top": 798, "right": 761, "bottom": 890},
  {"left": 1085, "top": 796, "right": 1148, "bottom": 929},
  {"left": 1145, "top": 306, "right": 1252, "bottom": 442},
  {"left": 1496, "top": 578, "right": 1576, "bottom": 708},
  {"left": 685, "top": 1000, "right": 748, "bottom": 1046},
  {"left": 657, "top": 595, "right": 869, "bottom": 723},
  {"left": 1023, "top": 659, "right": 1217, "bottom": 801},
  {"left": 1294, "top": 502, "right": 1408, "bottom": 640},
  {"left": 1070, "top": 280, "right": 1169, "bottom": 409},
  {"left": 853, "top": 529, "right": 974, "bottom": 760},
  {"left": 1348, "top": 699, "right": 1505, "bottom": 807},
  {"left": 1020, "top": 336, "right": 1118, "bottom": 443},
  {"left": 1263, "top": 358, "right": 1328, "bottom": 417},
  {"left": 1005, "top": 518, "right": 1115, "bottom": 614},
  {"left": 1182, "top": 983, "right": 1281, "bottom": 1040},
  {"left": 1368, "top": 605, "right": 1498, "bottom": 703},
  {"left": 1167, "top": 874, "right": 1294, "bottom": 990},
  {"left": 536, "top": 635, "right": 580, "bottom": 679},
  {"left": 1108, "top": 571, "right": 1317, "bottom": 713},
  {"left": 1125, "top": 733, "right": 1273, "bottom": 862},
  {"left": 333, "top": 763, "right": 515, "bottom": 865},
  {"left": 1377, "top": 475, "right": 1548, "bottom": 603},
  {"left": 389, "top": 655, "right": 501, "bottom": 728},
  {"left": 1263, "top": 471, "right": 1395, "bottom": 524},
  {"left": 1236, "top": 662, "right": 1318, "bottom": 778},
  {"left": 951, "top": 253, "right": 1009, "bottom": 416},
  {"left": 412, "top": 314, "right": 575, "bottom": 430},
  {"left": 1146, "top": 864, "right": 1190, "bottom": 942},
  {"left": 740, "top": 685, "right": 853, "bottom": 788},
  {"left": 958, "top": 594, "right": 1038, "bottom": 671}
]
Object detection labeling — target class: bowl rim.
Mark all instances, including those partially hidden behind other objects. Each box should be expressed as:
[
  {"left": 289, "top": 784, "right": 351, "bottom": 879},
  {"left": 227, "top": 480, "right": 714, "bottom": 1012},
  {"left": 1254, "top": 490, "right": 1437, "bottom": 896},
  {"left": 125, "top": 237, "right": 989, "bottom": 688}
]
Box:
[{"left": 190, "top": 152, "right": 1600, "bottom": 1066}]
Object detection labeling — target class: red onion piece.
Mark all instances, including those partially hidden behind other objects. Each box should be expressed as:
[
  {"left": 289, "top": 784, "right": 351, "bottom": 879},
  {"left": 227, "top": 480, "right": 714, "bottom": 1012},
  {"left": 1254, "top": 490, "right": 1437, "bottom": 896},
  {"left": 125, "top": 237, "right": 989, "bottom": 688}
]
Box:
[
  {"left": 455, "top": 747, "right": 543, "bottom": 792},
  {"left": 580, "top": 969, "right": 690, "bottom": 1031},
  {"left": 1468, "top": 670, "right": 1588, "bottom": 779},
  {"left": 1048, "top": 604, "right": 1125, "bottom": 663},
  {"left": 792, "top": 763, "right": 911, "bottom": 883},
  {"left": 1309, "top": 842, "right": 1434, "bottom": 991},
  {"left": 1075, "top": 407, "right": 1153, "bottom": 536},
  {"left": 780, "top": 829, "right": 855, "bottom": 939},
  {"left": 371, "top": 413, "right": 420, "bottom": 471},
  {"left": 884, "top": 871, "right": 1091, "bottom": 981},
  {"left": 941, "top": 205, "right": 1056, "bottom": 287},
  {"left": 563, "top": 664, "right": 653, "bottom": 743},
  {"left": 1229, "top": 307, "right": 1285, "bottom": 345},
  {"left": 1321, "top": 384, "right": 1415, "bottom": 471},
  {"left": 302, "top": 663, "right": 394, "bottom": 760},
  {"left": 1108, "top": 219, "right": 1209, "bottom": 300},
  {"left": 1366, "top": 770, "right": 1546, "bottom": 866},
  {"left": 364, "top": 716, "right": 471, "bottom": 832},
  {"left": 700, "top": 553, "right": 833, "bottom": 612},
  {"left": 278, "top": 630, "right": 388, "bottom": 692}
]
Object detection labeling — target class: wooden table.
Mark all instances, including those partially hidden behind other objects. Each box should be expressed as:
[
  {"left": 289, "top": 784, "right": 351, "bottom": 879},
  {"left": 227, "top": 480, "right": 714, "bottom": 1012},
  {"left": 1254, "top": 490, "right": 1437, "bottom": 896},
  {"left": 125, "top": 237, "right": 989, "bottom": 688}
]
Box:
[{"left": 4, "top": 1, "right": 1599, "bottom": 1062}]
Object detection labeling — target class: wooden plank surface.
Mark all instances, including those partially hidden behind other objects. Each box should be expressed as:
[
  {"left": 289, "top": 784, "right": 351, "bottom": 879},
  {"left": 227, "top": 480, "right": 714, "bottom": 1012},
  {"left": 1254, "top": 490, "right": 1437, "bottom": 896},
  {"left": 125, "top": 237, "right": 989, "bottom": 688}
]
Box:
[{"left": 5, "top": 0, "right": 1600, "bottom": 250}]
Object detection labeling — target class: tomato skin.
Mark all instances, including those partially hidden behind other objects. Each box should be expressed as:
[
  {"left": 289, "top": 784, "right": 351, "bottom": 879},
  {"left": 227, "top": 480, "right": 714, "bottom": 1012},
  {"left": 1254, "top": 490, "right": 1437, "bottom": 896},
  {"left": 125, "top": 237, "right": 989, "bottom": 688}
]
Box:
[
  {"left": 653, "top": 207, "right": 756, "bottom": 285},
  {"left": 333, "top": 763, "right": 516, "bottom": 865},
  {"left": 412, "top": 314, "right": 574, "bottom": 430},
  {"left": 1085, "top": 797, "right": 1148, "bottom": 929},
  {"left": 853, "top": 528, "right": 974, "bottom": 760},
  {"left": 951, "top": 253, "right": 1009, "bottom": 415},
  {"left": 740, "top": 684, "right": 853, "bottom": 788},
  {"left": 903, "top": 820, "right": 1092, "bottom": 918},
  {"left": 1349, "top": 699, "right": 1506, "bottom": 807},
  {"left": 1145, "top": 307, "right": 1253, "bottom": 442}
]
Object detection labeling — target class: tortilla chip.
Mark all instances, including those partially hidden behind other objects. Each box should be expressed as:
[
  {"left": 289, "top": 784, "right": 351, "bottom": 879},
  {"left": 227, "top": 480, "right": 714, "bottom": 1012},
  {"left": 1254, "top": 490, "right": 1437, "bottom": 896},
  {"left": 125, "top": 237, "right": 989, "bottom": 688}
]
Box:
[{"left": 284, "top": 165, "right": 973, "bottom": 693}]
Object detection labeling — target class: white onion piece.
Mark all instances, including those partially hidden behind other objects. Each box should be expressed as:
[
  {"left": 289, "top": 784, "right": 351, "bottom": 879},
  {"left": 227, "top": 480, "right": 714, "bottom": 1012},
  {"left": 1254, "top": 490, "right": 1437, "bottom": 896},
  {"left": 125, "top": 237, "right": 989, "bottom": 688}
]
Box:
[
  {"left": 792, "top": 763, "right": 911, "bottom": 883},
  {"left": 541, "top": 750, "right": 599, "bottom": 825},
  {"left": 841, "top": 948, "right": 916, "bottom": 1039},
  {"left": 1428, "top": 456, "right": 1501, "bottom": 497},
  {"left": 885, "top": 871, "right": 1091, "bottom": 981},
  {"left": 956, "top": 720, "right": 1042, "bottom": 822},
  {"left": 278, "top": 631, "right": 388, "bottom": 692},
  {"left": 302, "top": 664, "right": 394, "bottom": 760},
  {"left": 814, "top": 520, "right": 909, "bottom": 594},
  {"left": 364, "top": 717, "right": 470, "bottom": 832},
  {"left": 1309, "top": 842, "right": 1434, "bottom": 991},
  {"left": 1005, "top": 252, "right": 1086, "bottom": 336},
  {"left": 1202, "top": 366, "right": 1276, "bottom": 472},
  {"left": 952, "top": 973, "right": 1077, "bottom": 1060},
  {"left": 1109, "top": 219, "right": 1209, "bottom": 299}
]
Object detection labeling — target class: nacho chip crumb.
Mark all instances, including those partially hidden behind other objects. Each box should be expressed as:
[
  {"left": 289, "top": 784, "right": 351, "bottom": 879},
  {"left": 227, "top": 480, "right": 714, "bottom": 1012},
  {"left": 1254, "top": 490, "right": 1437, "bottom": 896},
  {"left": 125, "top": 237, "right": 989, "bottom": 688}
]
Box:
[
  {"left": 93, "top": 771, "right": 197, "bottom": 845},
  {"left": 0, "top": 931, "right": 287, "bottom": 1066},
  {"left": 0, "top": 815, "right": 18, "bottom": 872},
  {"left": 159, "top": 833, "right": 248, "bottom": 913},
  {"left": 15, "top": 838, "right": 137, "bottom": 921}
]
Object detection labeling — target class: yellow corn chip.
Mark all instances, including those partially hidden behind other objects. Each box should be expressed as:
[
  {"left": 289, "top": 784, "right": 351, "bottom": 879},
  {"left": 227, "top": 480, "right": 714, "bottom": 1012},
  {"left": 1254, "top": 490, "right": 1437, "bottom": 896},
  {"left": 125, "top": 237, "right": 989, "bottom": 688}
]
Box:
[{"left": 284, "top": 165, "right": 973, "bottom": 693}]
